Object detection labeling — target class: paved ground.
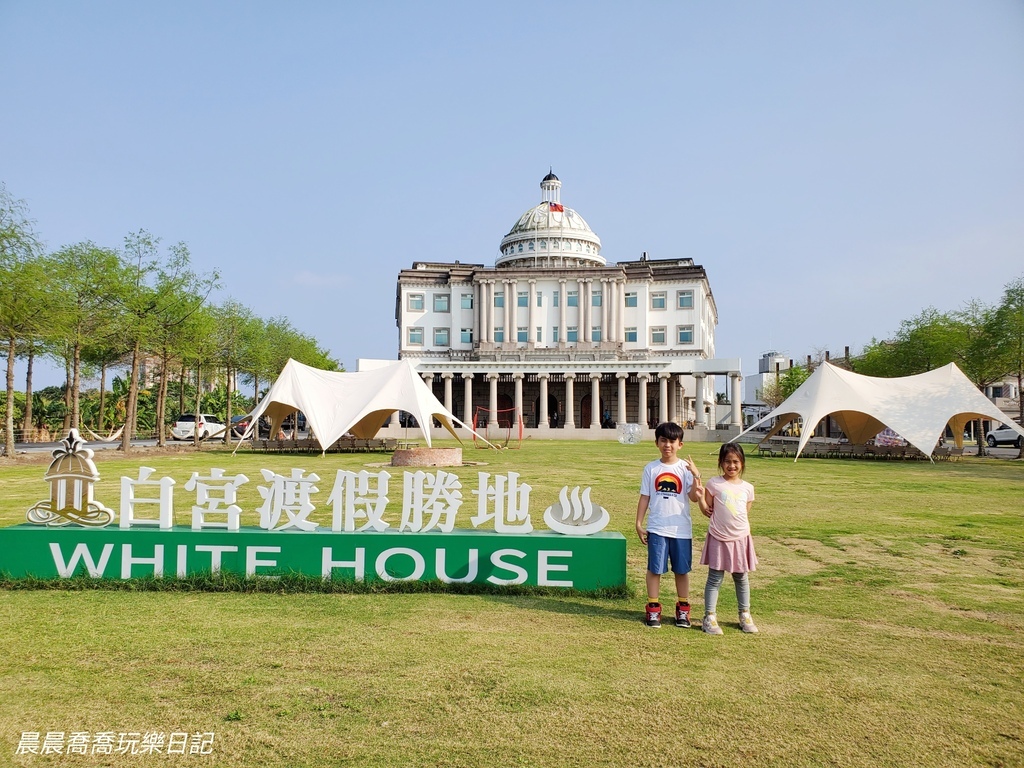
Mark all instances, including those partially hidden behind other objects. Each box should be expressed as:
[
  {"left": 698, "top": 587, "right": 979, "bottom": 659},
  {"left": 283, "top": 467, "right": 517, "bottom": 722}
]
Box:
[{"left": 8, "top": 438, "right": 159, "bottom": 454}]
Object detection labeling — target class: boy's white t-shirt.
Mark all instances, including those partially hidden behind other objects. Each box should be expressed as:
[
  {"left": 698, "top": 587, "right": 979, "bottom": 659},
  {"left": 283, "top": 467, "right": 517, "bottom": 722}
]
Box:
[{"left": 639, "top": 458, "right": 694, "bottom": 539}]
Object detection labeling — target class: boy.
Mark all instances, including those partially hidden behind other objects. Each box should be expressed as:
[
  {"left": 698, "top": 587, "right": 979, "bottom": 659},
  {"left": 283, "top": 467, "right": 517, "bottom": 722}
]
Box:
[{"left": 635, "top": 421, "right": 704, "bottom": 628}]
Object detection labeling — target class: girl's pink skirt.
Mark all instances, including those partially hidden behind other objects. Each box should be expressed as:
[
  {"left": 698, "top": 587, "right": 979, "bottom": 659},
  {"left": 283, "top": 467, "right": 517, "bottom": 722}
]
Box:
[{"left": 700, "top": 534, "right": 758, "bottom": 573}]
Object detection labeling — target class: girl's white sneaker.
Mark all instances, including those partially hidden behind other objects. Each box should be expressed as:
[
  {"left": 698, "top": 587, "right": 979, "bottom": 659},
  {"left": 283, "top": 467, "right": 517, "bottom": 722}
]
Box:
[
  {"left": 702, "top": 614, "right": 724, "bottom": 635},
  {"left": 739, "top": 611, "right": 759, "bottom": 634}
]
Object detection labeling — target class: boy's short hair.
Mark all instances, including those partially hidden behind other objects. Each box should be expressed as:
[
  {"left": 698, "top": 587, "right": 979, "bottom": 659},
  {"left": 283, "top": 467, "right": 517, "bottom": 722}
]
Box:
[{"left": 654, "top": 421, "right": 684, "bottom": 442}]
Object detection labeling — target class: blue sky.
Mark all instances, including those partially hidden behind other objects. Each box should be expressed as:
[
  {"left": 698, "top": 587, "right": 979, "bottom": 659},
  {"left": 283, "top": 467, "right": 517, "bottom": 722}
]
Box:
[{"left": 3, "top": 1, "right": 1023, "bottom": 390}]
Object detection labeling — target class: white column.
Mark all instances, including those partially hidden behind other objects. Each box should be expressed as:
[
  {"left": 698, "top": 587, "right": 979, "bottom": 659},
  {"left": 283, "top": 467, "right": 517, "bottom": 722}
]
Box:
[
  {"left": 694, "top": 373, "right": 707, "bottom": 427},
  {"left": 558, "top": 279, "right": 567, "bottom": 344},
  {"left": 512, "top": 277, "right": 520, "bottom": 343},
  {"left": 538, "top": 373, "right": 550, "bottom": 430},
  {"left": 487, "top": 373, "right": 499, "bottom": 428},
  {"left": 638, "top": 373, "right": 649, "bottom": 428},
  {"left": 617, "top": 372, "right": 628, "bottom": 425},
  {"left": 602, "top": 279, "right": 610, "bottom": 343},
  {"left": 528, "top": 279, "right": 536, "bottom": 344},
  {"left": 731, "top": 372, "right": 742, "bottom": 427},
  {"left": 582, "top": 279, "right": 591, "bottom": 343},
  {"left": 576, "top": 277, "right": 585, "bottom": 343},
  {"left": 674, "top": 375, "right": 685, "bottom": 426},
  {"left": 442, "top": 373, "right": 453, "bottom": 414},
  {"left": 616, "top": 279, "right": 626, "bottom": 342},
  {"left": 463, "top": 373, "right": 474, "bottom": 425},
  {"left": 513, "top": 373, "right": 524, "bottom": 426},
  {"left": 475, "top": 281, "right": 483, "bottom": 343},
  {"left": 564, "top": 374, "right": 576, "bottom": 429},
  {"left": 659, "top": 373, "right": 669, "bottom": 425},
  {"left": 590, "top": 373, "right": 601, "bottom": 429},
  {"left": 421, "top": 374, "right": 435, "bottom": 431},
  {"left": 494, "top": 280, "right": 501, "bottom": 342},
  {"left": 504, "top": 279, "right": 514, "bottom": 342},
  {"left": 481, "top": 282, "right": 490, "bottom": 343}
]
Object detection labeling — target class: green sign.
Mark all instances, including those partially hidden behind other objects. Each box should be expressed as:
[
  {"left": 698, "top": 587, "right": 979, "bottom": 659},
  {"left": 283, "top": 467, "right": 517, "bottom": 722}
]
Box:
[{"left": 0, "top": 525, "right": 626, "bottom": 591}]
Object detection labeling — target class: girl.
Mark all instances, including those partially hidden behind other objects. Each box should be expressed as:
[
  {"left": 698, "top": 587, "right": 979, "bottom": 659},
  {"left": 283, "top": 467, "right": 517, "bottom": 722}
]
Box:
[{"left": 698, "top": 442, "right": 758, "bottom": 634}]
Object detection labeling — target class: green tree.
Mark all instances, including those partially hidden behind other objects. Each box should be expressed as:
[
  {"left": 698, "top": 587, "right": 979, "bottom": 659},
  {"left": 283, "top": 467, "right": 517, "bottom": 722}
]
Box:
[
  {"left": 855, "top": 308, "right": 962, "bottom": 378},
  {"left": 82, "top": 339, "right": 130, "bottom": 433},
  {"left": 179, "top": 304, "right": 219, "bottom": 446},
  {"left": 952, "top": 300, "right": 1007, "bottom": 456},
  {"left": 212, "top": 300, "right": 257, "bottom": 443},
  {"left": 115, "top": 232, "right": 218, "bottom": 451},
  {"left": 31, "top": 386, "right": 66, "bottom": 438},
  {"left": 0, "top": 183, "right": 45, "bottom": 455},
  {"left": 47, "top": 242, "right": 127, "bottom": 430},
  {"left": 992, "top": 275, "right": 1024, "bottom": 458},
  {"left": 780, "top": 365, "right": 811, "bottom": 399},
  {"left": 20, "top": 339, "right": 42, "bottom": 439}
]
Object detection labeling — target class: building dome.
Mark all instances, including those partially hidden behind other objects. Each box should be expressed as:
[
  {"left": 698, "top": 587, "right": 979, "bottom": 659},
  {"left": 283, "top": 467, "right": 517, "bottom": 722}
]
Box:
[{"left": 496, "top": 172, "right": 604, "bottom": 268}]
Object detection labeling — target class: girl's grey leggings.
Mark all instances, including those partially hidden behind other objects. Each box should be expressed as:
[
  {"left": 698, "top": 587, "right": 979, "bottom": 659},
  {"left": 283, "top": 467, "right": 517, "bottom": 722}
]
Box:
[{"left": 704, "top": 569, "right": 750, "bottom": 614}]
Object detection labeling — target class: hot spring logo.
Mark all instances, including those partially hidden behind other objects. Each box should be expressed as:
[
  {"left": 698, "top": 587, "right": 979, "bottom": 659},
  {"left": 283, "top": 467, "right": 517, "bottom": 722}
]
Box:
[{"left": 26, "top": 430, "right": 114, "bottom": 527}]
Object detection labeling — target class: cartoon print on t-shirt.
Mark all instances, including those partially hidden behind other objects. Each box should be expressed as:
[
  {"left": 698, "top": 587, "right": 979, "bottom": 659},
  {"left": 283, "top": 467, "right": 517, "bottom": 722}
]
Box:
[
  {"left": 655, "top": 472, "right": 681, "bottom": 495},
  {"left": 719, "top": 485, "right": 744, "bottom": 515}
]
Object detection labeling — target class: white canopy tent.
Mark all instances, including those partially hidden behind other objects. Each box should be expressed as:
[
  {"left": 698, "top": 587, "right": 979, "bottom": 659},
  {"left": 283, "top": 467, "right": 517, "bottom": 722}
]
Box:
[
  {"left": 234, "top": 359, "right": 491, "bottom": 452},
  {"left": 738, "top": 362, "right": 1024, "bottom": 461}
]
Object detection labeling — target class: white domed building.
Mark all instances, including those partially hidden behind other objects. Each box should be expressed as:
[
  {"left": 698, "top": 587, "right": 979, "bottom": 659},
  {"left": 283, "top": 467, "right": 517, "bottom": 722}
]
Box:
[{"left": 393, "top": 172, "right": 742, "bottom": 437}]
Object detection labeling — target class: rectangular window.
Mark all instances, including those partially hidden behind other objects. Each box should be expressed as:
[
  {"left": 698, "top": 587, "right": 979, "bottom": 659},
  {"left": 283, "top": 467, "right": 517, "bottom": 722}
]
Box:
[
  {"left": 592, "top": 326, "right": 602, "bottom": 342},
  {"left": 494, "top": 292, "right": 504, "bottom": 308},
  {"left": 408, "top": 293, "right": 424, "bottom": 311},
  {"left": 461, "top": 293, "right": 474, "bottom": 310},
  {"left": 677, "top": 325, "right": 694, "bottom": 344},
  {"left": 552, "top": 326, "right": 560, "bottom": 343},
  {"left": 433, "top": 327, "right": 450, "bottom": 346},
  {"left": 553, "top": 291, "right": 559, "bottom": 307},
  {"left": 494, "top": 327, "right": 505, "bottom": 343},
  {"left": 536, "top": 293, "right": 543, "bottom": 307},
  {"left": 517, "top": 326, "right": 528, "bottom": 342},
  {"left": 625, "top": 327, "right": 638, "bottom": 343},
  {"left": 408, "top": 327, "right": 423, "bottom": 345},
  {"left": 625, "top": 292, "right": 638, "bottom": 308},
  {"left": 567, "top": 326, "right": 579, "bottom": 342},
  {"left": 651, "top": 292, "right": 667, "bottom": 310},
  {"left": 676, "top": 290, "right": 693, "bottom": 309},
  {"left": 592, "top": 291, "right": 602, "bottom": 307},
  {"left": 460, "top": 328, "right": 473, "bottom": 344},
  {"left": 567, "top": 291, "right": 579, "bottom": 307},
  {"left": 651, "top": 326, "right": 666, "bottom": 345},
  {"left": 536, "top": 326, "right": 543, "bottom": 342},
  {"left": 517, "top": 292, "right": 528, "bottom": 307},
  {"left": 433, "top": 294, "right": 450, "bottom": 312}
]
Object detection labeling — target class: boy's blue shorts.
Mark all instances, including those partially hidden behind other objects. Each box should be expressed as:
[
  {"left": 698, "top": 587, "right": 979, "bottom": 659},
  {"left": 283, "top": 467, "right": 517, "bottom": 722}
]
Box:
[{"left": 647, "top": 532, "right": 692, "bottom": 575}]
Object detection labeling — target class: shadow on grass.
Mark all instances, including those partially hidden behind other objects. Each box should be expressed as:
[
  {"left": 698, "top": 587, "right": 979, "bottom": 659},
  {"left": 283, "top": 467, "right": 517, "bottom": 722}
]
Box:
[{"left": 482, "top": 591, "right": 650, "bottom": 626}]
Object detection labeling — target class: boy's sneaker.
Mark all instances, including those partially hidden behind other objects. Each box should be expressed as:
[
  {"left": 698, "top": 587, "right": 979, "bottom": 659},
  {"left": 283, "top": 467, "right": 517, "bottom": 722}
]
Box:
[
  {"left": 674, "top": 601, "right": 691, "bottom": 628},
  {"left": 644, "top": 602, "right": 662, "bottom": 628},
  {"left": 739, "top": 611, "right": 759, "bottom": 634},
  {"left": 702, "top": 613, "right": 724, "bottom": 635}
]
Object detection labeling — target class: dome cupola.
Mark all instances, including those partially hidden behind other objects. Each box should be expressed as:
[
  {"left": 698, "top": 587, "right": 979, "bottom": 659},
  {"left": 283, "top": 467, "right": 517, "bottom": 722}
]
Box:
[{"left": 496, "top": 172, "right": 604, "bottom": 269}]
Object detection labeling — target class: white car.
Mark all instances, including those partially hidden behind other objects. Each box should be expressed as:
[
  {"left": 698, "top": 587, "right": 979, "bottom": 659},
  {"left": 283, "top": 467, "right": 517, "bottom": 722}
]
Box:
[
  {"left": 985, "top": 423, "right": 1023, "bottom": 448},
  {"left": 171, "top": 413, "right": 227, "bottom": 441}
]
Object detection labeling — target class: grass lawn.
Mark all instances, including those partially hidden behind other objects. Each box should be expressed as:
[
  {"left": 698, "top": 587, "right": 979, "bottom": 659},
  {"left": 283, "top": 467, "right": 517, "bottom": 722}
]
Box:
[{"left": 1, "top": 440, "right": 1022, "bottom": 767}]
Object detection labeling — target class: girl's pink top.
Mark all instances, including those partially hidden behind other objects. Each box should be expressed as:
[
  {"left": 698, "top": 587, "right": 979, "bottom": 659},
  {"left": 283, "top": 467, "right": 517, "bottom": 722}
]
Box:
[{"left": 705, "top": 475, "right": 755, "bottom": 542}]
